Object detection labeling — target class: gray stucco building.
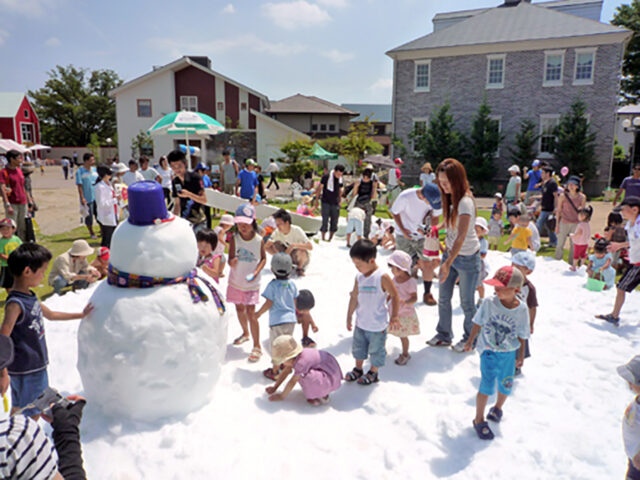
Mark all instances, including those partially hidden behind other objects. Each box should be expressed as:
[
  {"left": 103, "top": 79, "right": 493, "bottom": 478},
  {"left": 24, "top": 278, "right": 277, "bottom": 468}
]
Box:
[{"left": 387, "top": 0, "right": 631, "bottom": 194}]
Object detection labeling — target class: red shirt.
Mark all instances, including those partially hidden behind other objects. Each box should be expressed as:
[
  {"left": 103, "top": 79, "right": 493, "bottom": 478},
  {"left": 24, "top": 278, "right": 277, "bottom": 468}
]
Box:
[{"left": 0, "top": 167, "right": 27, "bottom": 205}]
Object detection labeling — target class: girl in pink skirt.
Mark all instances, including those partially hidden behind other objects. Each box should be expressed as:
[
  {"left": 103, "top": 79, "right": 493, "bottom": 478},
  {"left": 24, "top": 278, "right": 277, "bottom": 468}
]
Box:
[{"left": 387, "top": 250, "right": 419, "bottom": 365}]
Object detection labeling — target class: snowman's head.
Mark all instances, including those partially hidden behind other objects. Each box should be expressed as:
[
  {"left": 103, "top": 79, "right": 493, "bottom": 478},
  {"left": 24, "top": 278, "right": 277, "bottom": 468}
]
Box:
[{"left": 109, "top": 181, "right": 197, "bottom": 278}]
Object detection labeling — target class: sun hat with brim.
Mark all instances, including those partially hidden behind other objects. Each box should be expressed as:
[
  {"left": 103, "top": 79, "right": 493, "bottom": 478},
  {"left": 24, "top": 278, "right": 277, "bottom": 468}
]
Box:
[
  {"left": 421, "top": 183, "right": 442, "bottom": 213},
  {"left": 68, "top": 239, "right": 94, "bottom": 257},
  {"left": 512, "top": 251, "right": 536, "bottom": 272},
  {"left": 484, "top": 266, "right": 524, "bottom": 289},
  {"left": 113, "top": 163, "right": 128, "bottom": 174},
  {"left": 475, "top": 217, "right": 488, "bottom": 232},
  {"left": 508, "top": 165, "right": 520, "bottom": 173},
  {"left": 494, "top": 192, "right": 502, "bottom": 199},
  {"left": 271, "top": 335, "right": 303, "bottom": 366},
  {"left": 394, "top": 158, "right": 403, "bottom": 165},
  {"left": 618, "top": 355, "right": 640, "bottom": 385},
  {"left": 567, "top": 176, "right": 581, "bottom": 186},
  {"left": 234, "top": 204, "right": 255, "bottom": 224},
  {"left": 388, "top": 250, "right": 412, "bottom": 274},
  {"left": 621, "top": 196, "right": 640, "bottom": 209},
  {"left": 0, "top": 335, "right": 14, "bottom": 370},
  {"left": 220, "top": 214, "right": 234, "bottom": 226}
]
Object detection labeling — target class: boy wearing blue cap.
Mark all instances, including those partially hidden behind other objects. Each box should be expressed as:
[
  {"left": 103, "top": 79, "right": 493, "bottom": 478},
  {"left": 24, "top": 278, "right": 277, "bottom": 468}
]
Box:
[{"left": 523, "top": 160, "right": 542, "bottom": 205}]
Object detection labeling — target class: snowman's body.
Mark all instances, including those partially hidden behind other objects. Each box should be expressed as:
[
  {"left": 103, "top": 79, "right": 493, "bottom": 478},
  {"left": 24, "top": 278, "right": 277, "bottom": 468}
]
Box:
[{"left": 77, "top": 213, "right": 227, "bottom": 421}]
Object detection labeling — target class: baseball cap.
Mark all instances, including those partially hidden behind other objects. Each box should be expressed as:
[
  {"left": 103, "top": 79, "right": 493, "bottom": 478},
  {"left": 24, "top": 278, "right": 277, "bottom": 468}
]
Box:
[
  {"left": 234, "top": 203, "right": 256, "bottom": 224},
  {"left": 387, "top": 250, "right": 412, "bottom": 274},
  {"left": 245, "top": 159, "right": 256, "bottom": 166},
  {"left": 296, "top": 289, "right": 315, "bottom": 311},
  {"left": 508, "top": 165, "right": 520, "bottom": 174},
  {"left": 494, "top": 192, "right": 502, "bottom": 199},
  {"left": 271, "top": 252, "right": 293, "bottom": 276},
  {"left": 484, "top": 266, "right": 524, "bottom": 289},
  {"left": 532, "top": 159, "right": 541, "bottom": 167},
  {"left": 512, "top": 250, "right": 536, "bottom": 272},
  {"left": 475, "top": 217, "right": 488, "bottom": 232},
  {"left": 394, "top": 157, "right": 403, "bottom": 165},
  {"left": 618, "top": 355, "right": 640, "bottom": 385},
  {"left": 541, "top": 165, "right": 553, "bottom": 173},
  {"left": 567, "top": 175, "right": 581, "bottom": 186},
  {"left": 420, "top": 183, "right": 442, "bottom": 213},
  {"left": 98, "top": 246, "right": 110, "bottom": 261},
  {"left": 621, "top": 196, "right": 640, "bottom": 208},
  {"left": 0, "top": 218, "right": 16, "bottom": 228}
]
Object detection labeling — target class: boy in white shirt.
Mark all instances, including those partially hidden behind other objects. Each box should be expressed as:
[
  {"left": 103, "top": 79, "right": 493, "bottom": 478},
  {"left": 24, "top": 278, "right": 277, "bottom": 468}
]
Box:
[
  {"left": 346, "top": 206, "right": 365, "bottom": 248},
  {"left": 618, "top": 355, "right": 640, "bottom": 479}
]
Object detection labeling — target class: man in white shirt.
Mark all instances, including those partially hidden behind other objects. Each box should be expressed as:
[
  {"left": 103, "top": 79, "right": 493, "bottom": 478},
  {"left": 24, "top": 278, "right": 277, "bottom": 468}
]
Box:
[
  {"left": 122, "top": 160, "right": 145, "bottom": 186},
  {"left": 139, "top": 156, "right": 161, "bottom": 183},
  {"left": 266, "top": 158, "right": 280, "bottom": 190},
  {"left": 266, "top": 209, "right": 313, "bottom": 276}
]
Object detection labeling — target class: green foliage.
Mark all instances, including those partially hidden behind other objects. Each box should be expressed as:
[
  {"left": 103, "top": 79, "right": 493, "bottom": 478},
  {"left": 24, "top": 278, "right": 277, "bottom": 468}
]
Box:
[
  {"left": 281, "top": 161, "right": 315, "bottom": 184},
  {"left": 28, "top": 65, "right": 122, "bottom": 146},
  {"left": 86, "top": 133, "right": 101, "bottom": 160},
  {"left": 317, "top": 137, "right": 344, "bottom": 156},
  {"left": 341, "top": 117, "right": 383, "bottom": 170},
  {"left": 391, "top": 134, "right": 408, "bottom": 160},
  {"left": 614, "top": 137, "right": 627, "bottom": 162},
  {"left": 463, "top": 100, "right": 503, "bottom": 185},
  {"left": 130, "top": 130, "right": 152, "bottom": 160},
  {"left": 410, "top": 102, "right": 462, "bottom": 166},
  {"left": 280, "top": 139, "right": 313, "bottom": 163},
  {"left": 554, "top": 99, "right": 597, "bottom": 179},
  {"left": 509, "top": 119, "right": 540, "bottom": 170},
  {"left": 612, "top": 2, "right": 640, "bottom": 104}
]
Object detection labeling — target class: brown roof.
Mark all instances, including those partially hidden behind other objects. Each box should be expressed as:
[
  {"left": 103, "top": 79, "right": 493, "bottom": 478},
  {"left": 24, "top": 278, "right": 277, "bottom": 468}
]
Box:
[{"left": 266, "top": 94, "right": 358, "bottom": 115}]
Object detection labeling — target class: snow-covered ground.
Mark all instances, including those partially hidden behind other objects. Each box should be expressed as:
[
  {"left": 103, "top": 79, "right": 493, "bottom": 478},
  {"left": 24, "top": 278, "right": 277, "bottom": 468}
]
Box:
[{"left": 34, "top": 241, "right": 640, "bottom": 479}]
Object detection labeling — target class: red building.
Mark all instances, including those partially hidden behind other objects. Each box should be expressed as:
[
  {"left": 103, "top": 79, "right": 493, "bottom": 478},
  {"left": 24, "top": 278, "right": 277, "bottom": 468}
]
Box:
[{"left": 0, "top": 93, "right": 40, "bottom": 147}]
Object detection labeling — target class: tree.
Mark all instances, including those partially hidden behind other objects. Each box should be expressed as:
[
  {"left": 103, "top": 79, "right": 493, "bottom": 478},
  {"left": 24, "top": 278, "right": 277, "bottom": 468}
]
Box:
[
  {"left": 509, "top": 119, "right": 540, "bottom": 171},
  {"left": 130, "top": 130, "right": 152, "bottom": 160},
  {"left": 554, "top": 99, "right": 597, "bottom": 179},
  {"left": 280, "top": 139, "right": 313, "bottom": 163},
  {"left": 340, "top": 117, "right": 383, "bottom": 170},
  {"left": 463, "top": 100, "right": 503, "bottom": 185},
  {"left": 613, "top": 137, "right": 627, "bottom": 162},
  {"left": 612, "top": 2, "right": 640, "bottom": 104},
  {"left": 317, "top": 137, "right": 344, "bottom": 156},
  {"left": 28, "top": 65, "right": 122, "bottom": 146},
  {"left": 391, "top": 134, "right": 408, "bottom": 161},
  {"left": 411, "top": 102, "right": 462, "bottom": 166}
]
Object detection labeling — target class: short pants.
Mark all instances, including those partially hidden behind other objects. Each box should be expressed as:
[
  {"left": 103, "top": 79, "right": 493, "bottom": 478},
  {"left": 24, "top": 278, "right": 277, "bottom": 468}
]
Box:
[
  {"left": 352, "top": 325, "right": 387, "bottom": 367},
  {"left": 226, "top": 285, "right": 260, "bottom": 305},
  {"left": 396, "top": 234, "right": 427, "bottom": 263},
  {"left": 10, "top": 369, "right": 49, "bottom": 416},
  {"left": 346, "top": 218, "right": 363, "bottom": 237},
  {"left": 478, "top": 350, "right": 516, "bottom": 396},
  {"left": 573, "top": 244, "right": 588, "bottom": 260},
  {"left": 269, "top": 322, "right": 296, "bottom": 360},
  {"left": 618, "top": 264, "right": 640, "bottom": 293},
  {"left": 487, "top": 236, "right": 500, "bottom": 247}
]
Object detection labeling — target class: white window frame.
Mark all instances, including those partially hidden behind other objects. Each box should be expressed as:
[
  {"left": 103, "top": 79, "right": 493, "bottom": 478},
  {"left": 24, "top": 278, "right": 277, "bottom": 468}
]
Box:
[
  {"left": 414, "top": 60, "right": 431, "bottom": 92},
  {"left": 489, "top": 115, "right": 502, "bottom": 157},
  {"left": 180, "top": 95, "right": 198, "bottom": 112},
  {"left": 20, "top": 122, "right": 34, "bottom": 143},
  {"left": 538, "top": 114, "right": 560, "bottom": 157},
  {"left": 543, "top": 50, "right": 565, "bottom": 87},
  {"left": 411, "top": 117, "right": 428, "bottom": 152},
  {"left": 573, "top": 47, "right": 596, "bottom": 86},
  {"left": 136, "top": 99, "right": 152, "bottom": 117},
  {"left": 486, "top": 54, "right": 506, "bottom": 89}
]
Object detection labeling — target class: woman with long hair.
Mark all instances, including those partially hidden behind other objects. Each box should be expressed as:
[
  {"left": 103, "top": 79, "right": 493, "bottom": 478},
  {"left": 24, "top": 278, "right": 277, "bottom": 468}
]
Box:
[
  {"left": 554, "top": 175, "right": 586, "bottom": 265},
  {"left": 94, "top": 165, "right": 118, "bottom": 248},
  {"left": 427, "top": 158, "right": 481, "bottom": 352}
]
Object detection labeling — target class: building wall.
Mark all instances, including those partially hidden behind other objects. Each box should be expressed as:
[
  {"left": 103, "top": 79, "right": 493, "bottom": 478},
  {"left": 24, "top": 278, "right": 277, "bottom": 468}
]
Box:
[
  {"left": 248, "top": 94, "right": 261, "bottom": 129},
  {"left": 270, "top": 113, "right": 349, "bottom": 135},
  {"left": 0, "top": 118, "right": 15, "bottom": 140},
  {"left": 215, "top": 77, "right": 226, "bottom": 125},
  {"left": 393, "top": 42, "right": 624, "bottom": 194},
  {"left": 174, "top": 66, "right": 215, "bottom": 117},
  {"left": 255, "top": 116, "right": 309, "bottom": 167},
  {"left": 14, "top": 97, "right": 40, "bottom": 146},
  {"left": 225, "top": 83, "right": 240, "bottom": 127}
]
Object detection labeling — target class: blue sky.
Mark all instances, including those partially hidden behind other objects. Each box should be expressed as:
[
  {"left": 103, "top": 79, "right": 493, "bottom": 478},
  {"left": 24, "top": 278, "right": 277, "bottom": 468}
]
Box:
[{"left": 0, "top": 0, "right": 628, "bottom": 105}]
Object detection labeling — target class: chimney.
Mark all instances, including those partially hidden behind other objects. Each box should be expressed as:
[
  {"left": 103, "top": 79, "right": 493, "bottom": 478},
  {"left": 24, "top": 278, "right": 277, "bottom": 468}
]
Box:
[
  {"left": 186, "top": 56, "right": 211, "bottom": 69},
  {"left": 502, "top": 0, "right": 531, "bottom": 6}
]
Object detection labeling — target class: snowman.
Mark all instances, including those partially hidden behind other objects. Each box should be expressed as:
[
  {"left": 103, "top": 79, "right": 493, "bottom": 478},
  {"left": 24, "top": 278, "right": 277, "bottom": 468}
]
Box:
[{"left": 77, "top": 181, "right": 227, "bottom": 421}]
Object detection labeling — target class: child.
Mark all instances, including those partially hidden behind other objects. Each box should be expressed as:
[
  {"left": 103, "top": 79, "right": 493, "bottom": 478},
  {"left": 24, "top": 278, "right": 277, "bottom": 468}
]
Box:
[
  {"left": 492, "top": 192, "right": 503, "bottom": 217},
  {"left": 504, "top": 211, "right": 533, "bottom": 254},
  {"left": 387, "top": 251, "right": 418, "bottom": 365},
  {"left": 213, "top": 214, "right": 234, "bottom": 278},
  {"left": 369, "top": 218, "right": 389, "bottom": 247},
  {"left": 604, "top": 210, "right": 627, "bottom": 272},
  {"left": 588, "top": 238, "right": 616, "bottom": 290},
  {"left": 90, "top": 246, "right": 110, "bottom": 279},
  {"left": 464, "top": 266, "right": 530, "bottom": 440},
  {"left": 381, "top": 225, "right": 396, "bottom": 250},
  {"left": 511, "top": 251, "right": 538, "bottom": 375},
  {"left": 227, "top": 203, "right": 266, "bottom": 362},
  {"left": 527, "top": 215, "right": 541, "bottom": 253},
  {"left": 345, "top": 239, "right": 399, "bottom": 385},
  {"left": 296, "top": 289, "right": 319, "bottom": 347},
  {"left": 265, "top": 335, "right": 342, "bottom": 406},
  {"left": 346, "top": 206, "right": 365, "bottom": 248},
  {"left": 196, "top": 228, "right": 222, "bottom": 282},
  {"left": 1, "top": 243, "right": 92, "bottom": 417},
  {"left": 475, "top": 217, "right": 490, "bottom": 305},
  {"left": 569, "top": 205, "right": 593, "bottom": 271},
  {"left": 260, "top": 215, "right": 277, "bottom": 243},
  {"left": 254, "top": 253, "right": 298, "bottom": 379},
  {"left": 487, "top": 211, "right": 503, "bottom": 251},
  {"left": 296, "top": 196, "right": 315, "bottom": 216},
  {"left": 617, "top": 355, "right": 640, "bottom": 480},
  {"left": 0, "top": 218, "right": 22, "bottom": 290}
]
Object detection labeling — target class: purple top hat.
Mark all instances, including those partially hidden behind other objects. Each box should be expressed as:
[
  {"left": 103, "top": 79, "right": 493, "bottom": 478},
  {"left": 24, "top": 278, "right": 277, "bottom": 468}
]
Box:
[{"left": 128, "top": 181, "right": 170, "bottom": 226}]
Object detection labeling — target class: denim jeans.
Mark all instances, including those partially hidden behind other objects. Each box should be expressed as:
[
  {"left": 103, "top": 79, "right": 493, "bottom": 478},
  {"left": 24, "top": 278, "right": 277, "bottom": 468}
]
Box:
[
  {"left": 536, "top": 210, "right": 557, "bottom": 246},
  {"left": 436, "top": 251, "right": 481, "bottom": 343},
  {"left": 320, "top": 203, "right": 340, "bottom": 233}
]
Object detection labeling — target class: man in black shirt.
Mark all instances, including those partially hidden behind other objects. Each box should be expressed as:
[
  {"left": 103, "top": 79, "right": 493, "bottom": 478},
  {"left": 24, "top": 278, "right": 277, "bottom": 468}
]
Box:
[
  {"left": 314, "top": 164, "right": 345, "bottom": 241},
  {"left": 168, "top": 150, "right": 207, "bottom": 228},
  {"left": 535, "top": 165, "right": 558, "bottom": 247}
]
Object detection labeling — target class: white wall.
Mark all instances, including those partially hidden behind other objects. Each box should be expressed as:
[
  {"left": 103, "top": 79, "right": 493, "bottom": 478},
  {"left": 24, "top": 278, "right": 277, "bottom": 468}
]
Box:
[{"left": 256, "top": 116, "right": 309, "bottom": 167}]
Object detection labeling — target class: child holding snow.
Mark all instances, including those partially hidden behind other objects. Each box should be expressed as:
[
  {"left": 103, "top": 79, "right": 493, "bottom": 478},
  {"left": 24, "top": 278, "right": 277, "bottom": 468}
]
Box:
[
  {"left": 504, "top": 210, "right": 533, "bottom": 254},
  {"left": 196, "top": 228, "right": 222, "bottom": 282},
  {"left": 617, "top": 355, "right": 640, "bottom": 480},
  {"left": 487, "top": 211, "right": 503, "bottom": 251},
  {"left": 1, "top": 243, "right": 92, "bottom": 417},
  {"left": 511, "top": 251, "right": 538, "bottom": 375},
  {"left": 296, "top": 289, "right": 319, "bottom": 347},
  {"left": 587, "top": 238, "right": 616, "bottom": 290},
  {"left": 387, "top": 251, "right": 418, "bottom": 366},
  {"left": 475, "top": 217, "right": 490, "bottom": 305},
  {"left": 346, "top": 206, "right": 365, "bottom": 248},
  {"left": 265, "top": 335, "right": 342, "bottom": 406},
  {"left": 227, "top": 203, "right": 266, "bottom": 362},
  {"left": 464, "top": 266, "right": 530, "bottom": 440},
  {"left": 345, "top": 239, "right": 399, "bottom": 385},
  {"left": 569, "top": 206, "right": 593, "bottom": 271}
]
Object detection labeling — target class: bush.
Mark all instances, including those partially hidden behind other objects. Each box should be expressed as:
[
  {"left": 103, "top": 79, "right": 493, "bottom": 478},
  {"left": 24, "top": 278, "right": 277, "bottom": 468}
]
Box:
[{"left": 281, "top": 161, "right": 315, "bottom": 184}]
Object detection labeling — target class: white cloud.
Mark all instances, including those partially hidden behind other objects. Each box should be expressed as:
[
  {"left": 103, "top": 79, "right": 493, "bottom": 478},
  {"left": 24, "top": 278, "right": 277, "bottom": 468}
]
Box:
[
  {"left": 262, "top": 1, "right": 331, "bottom": 30},
  {"left": 317, "top": 0, "right": 347, "bottom": 8},
  {"left": 0, "top": 30, "right": 8, "bottom": 46},
  {"left": 321, "top": 49, "right": 353, "bottom": 63},
  {"left": 149, "top": 34, "right": 307, "bottom": 58},
  {"left": 0, "top": 0, "right": 56, "bottom": 17},
  {"left": 44, "top": 36, "right": 60, "bottom": 47},
  {"left": 369, "top": 78, "right": 393, "bottom": 91},
  {"left": 222, "top": 3, "right": 235, "bottom": 14}
]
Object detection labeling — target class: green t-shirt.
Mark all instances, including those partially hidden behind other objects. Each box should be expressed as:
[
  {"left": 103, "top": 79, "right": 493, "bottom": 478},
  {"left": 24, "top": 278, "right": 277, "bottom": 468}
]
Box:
[{"left": 0, "top": 235, "right": 22, "bottom": 267}]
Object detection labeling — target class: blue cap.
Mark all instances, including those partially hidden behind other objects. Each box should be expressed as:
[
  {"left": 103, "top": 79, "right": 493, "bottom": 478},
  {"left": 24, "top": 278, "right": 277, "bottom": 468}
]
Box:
[
  {"left": 128, "top": 181, "right": 170, "bottom": 226},
  {"left": 512, "top": 250, "right": 536, "bottom": 272},
  {"left": 532, "top": 159, "right": 541, "bottom": 167},
  {"left": 195, "top": 162, "right": 210, "bottom": 171},
  {"left": 420, "top": 183, "right": 442, "bottom": 211}
]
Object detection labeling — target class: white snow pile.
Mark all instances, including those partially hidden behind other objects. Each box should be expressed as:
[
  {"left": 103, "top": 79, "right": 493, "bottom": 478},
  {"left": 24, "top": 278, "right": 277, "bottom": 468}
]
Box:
[{"left": 30, "top": 242, "right": 640, "bottom": 478}]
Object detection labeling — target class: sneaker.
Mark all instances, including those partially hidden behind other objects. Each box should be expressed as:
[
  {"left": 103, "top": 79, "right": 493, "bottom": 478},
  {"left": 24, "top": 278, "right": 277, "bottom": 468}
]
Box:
[
  {"left": 451, "top": 339, "right": 468, "bottom": 353},
  {"left": 301, "top": 336, "right": 316, "bottom": 348},
  {"left": 423, "top": 293, "right": 437, "bottom": 306},
  {"left": 426, "top": 335, "right": 451, "bottom": 347}
]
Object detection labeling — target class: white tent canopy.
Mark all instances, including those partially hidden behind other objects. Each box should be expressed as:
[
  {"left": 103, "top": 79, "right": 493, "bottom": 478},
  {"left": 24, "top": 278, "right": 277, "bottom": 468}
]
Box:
[
  {"left": 0, "top": 139, "right": 29, "bottom": 154},
  {"left": 27, "top": 144, "right": 50, "bottom": 151}
]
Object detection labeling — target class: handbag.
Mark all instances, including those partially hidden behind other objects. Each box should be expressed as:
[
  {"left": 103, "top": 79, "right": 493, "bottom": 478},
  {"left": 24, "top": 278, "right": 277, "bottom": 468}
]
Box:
[
  {"left": 564, "top": 193, "right": 581, "bottom": 214},
  {"left": 24, "top": 214, "right": 36, "bottom": 243}
]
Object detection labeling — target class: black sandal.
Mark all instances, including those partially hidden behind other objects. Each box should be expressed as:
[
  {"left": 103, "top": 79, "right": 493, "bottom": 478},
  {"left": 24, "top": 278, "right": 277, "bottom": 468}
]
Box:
[
  {"left": 357, "top": 370, "right": 379, "bottom": 385},
  {"left": 345, "top": 367, "right": 364, "bottom": 382}
]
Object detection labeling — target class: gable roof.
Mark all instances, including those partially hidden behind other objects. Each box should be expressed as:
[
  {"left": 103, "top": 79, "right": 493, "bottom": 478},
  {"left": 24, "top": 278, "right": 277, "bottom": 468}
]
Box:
[
  {"left": 388, "top": 1, "right": 628, "bottom": 56},
  {"left": 432, "top": 0, "right": 601, "bottom": 22},
  {"left": 266, "top": 94, "right": 358, "bottom": 115},
  {"left": 0, "top": 93, "right": 26, "bottom": 118},
  {"left": 109, "top": 56, "right": 268, "bottom": 103},
  {"left": 341, "top": 104, "right": 392, "bottom": 123},
  {"left": 250, "top": 109, "right": 311, "bottom": 140}
]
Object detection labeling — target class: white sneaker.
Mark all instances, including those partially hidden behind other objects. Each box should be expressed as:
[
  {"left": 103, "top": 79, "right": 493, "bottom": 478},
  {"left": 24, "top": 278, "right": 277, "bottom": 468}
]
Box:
[{"left": 451, "top": 339, "right": 467, "bottom": 353}]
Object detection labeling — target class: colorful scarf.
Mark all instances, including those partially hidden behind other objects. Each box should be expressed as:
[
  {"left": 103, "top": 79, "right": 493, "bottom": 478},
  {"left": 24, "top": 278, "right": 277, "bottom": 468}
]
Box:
[{"left": 107, "top": 264, "right": 225, "bottom": 315}]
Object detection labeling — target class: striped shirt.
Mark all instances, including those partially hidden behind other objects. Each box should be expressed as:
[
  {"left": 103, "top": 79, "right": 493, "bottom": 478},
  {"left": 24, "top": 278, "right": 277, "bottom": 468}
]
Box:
[{"left": 0, "top": 415, "right": 58, "bottom": 479}]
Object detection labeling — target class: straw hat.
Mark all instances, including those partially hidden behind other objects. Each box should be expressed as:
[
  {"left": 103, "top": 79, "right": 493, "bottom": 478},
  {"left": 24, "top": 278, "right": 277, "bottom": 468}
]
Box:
[
  {"left": 271, "top": 335, "right": 303, "bottom": 365},
  {"left": 421, "top": 162, "right": 432, "bottom": 173},
  {"left": 68, "top": 239, "right": 94, "bottom": 257}
]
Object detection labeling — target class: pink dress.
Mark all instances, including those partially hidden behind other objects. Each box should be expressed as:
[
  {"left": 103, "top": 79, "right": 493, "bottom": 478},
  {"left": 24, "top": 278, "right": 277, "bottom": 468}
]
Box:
[
  {"left": 388, "top": 277, "right": 420, "bottom": 337},
  {"left": 293, "top": 349, "right": 342, "bottom": 400}
]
